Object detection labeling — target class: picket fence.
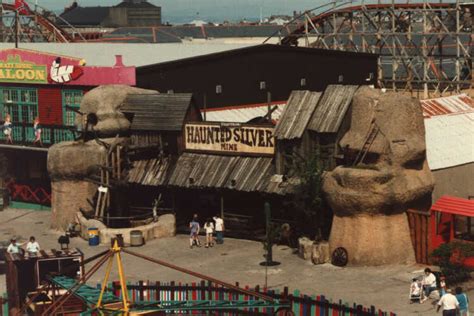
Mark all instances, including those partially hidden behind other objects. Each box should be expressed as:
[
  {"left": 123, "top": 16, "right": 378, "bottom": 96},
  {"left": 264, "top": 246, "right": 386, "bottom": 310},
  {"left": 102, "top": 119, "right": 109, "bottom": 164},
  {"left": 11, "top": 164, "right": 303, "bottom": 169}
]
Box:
[
  {"left": 0, "top": 281, "right": 397, "bottom": 315},
  {"left": 104, "top": 280, "right": 397, "bottom": 316}
]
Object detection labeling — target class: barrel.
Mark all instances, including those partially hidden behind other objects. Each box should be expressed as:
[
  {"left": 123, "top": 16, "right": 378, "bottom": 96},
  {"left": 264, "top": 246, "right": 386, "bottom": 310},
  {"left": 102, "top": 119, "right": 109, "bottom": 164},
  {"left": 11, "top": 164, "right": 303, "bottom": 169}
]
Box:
[
  {"left": 130, "top": 230, "right": 144, "bottom": 247},
  {"left": 88, "top": 228, "right": 100, "bottom": 246}
]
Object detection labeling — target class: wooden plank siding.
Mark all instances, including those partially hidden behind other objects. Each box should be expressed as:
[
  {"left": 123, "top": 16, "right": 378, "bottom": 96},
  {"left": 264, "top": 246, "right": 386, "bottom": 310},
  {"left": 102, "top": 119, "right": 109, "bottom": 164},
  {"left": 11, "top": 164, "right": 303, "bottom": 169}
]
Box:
[{"left": 407, "top": 209, "right": 430, "bottom": 264}]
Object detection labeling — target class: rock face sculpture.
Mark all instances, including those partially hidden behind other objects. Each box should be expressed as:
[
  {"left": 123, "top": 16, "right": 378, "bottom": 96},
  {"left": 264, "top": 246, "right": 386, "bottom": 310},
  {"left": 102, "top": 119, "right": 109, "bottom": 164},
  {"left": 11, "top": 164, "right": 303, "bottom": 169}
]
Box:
[
  {"left": 322, "top": 87, "right": 434, "bottom": 265},
  {"left": 48, "top": 85, "right": 159, "bottom": 230}
]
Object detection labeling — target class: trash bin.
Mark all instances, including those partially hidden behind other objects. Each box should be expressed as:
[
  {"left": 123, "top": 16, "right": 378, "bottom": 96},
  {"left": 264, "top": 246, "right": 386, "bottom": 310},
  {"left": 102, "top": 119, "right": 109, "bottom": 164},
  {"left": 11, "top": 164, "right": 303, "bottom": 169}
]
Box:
[
  {"left": 88, "top": 228, "right": 100, "bottom": 246},
  {"left": 130, "top": 230, "right": 143, "bottom": 247}
]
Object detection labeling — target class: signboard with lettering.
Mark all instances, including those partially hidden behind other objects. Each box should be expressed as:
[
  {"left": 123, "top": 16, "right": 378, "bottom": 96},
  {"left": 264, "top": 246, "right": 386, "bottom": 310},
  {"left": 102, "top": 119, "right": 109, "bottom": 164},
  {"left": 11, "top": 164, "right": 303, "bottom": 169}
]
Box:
[
  {"left": 0, "top": 55, "right": 47, "bottom": 84},
  {"left": 184, "top": 122, "right": 275, "bottom": 156}
]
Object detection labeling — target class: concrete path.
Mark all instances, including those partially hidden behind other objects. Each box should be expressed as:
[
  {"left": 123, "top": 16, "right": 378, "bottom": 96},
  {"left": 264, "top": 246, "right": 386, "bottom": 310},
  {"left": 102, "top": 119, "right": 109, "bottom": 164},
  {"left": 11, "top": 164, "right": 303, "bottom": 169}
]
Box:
[{"left": 0, "top": 208, "right": 472, "bottom": 315}]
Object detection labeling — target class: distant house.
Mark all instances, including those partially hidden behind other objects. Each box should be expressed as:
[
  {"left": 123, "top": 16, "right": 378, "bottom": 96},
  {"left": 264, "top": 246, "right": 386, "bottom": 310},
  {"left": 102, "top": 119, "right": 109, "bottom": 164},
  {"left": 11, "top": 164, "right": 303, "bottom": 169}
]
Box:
[{"left": 59, "top": 0, "right": 161, "bottom": 28}]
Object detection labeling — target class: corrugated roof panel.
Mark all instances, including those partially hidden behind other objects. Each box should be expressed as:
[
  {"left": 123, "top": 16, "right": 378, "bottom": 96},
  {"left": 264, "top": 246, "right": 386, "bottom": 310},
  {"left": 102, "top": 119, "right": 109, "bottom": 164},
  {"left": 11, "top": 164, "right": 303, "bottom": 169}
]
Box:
[
  {"left": 421, "top": 94, "right": 474, "bottom": 118},
  {"left": 424, "top": 112, "right": 474, "bottom": 170},
  {"left": 274, "top": 91, "right": 322, "bottom": 140},
  {"left": 431, "top": 195, "right": 474, "bottom": 217},
  {"left": 307, "top": 85, "right": 359, "bottom": 133}
]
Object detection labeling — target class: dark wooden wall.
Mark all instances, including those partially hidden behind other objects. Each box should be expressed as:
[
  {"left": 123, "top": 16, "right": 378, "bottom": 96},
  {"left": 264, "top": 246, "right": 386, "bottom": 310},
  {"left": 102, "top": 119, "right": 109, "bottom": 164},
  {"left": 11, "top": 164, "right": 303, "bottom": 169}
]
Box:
[{"left": 137, "top": 46, "right": 378, "bottom": 109}]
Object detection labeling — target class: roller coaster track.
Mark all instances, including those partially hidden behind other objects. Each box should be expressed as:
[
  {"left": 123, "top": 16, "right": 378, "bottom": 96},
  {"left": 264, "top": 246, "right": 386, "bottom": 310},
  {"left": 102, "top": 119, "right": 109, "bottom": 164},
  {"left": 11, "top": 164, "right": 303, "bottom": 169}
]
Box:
[
  {"left": 266, "top": 0, "right": 473, "bottom": 97},
  {"left": 0, "top": 1, "right": 84, "bottom": 43}
]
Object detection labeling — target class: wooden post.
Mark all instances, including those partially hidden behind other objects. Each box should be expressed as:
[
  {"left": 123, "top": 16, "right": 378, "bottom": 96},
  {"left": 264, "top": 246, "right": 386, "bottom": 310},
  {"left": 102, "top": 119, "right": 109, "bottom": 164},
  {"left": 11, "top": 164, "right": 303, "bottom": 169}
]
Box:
[
  {"left": 220, "top": 194, "right": 224, "bottom": 219},
  {"left": 117, "top": 146, "right": 121, "bottom": 180}
]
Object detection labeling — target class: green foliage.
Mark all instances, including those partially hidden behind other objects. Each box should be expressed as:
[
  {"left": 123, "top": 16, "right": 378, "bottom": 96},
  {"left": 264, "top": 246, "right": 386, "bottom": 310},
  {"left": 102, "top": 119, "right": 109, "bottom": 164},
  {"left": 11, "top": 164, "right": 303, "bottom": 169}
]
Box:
[
  {"left": 294, "top": 150, "right": 324, "bottom": 221},
  {"left": 430, "top": 241, "right": 474, "bottom": 284}
]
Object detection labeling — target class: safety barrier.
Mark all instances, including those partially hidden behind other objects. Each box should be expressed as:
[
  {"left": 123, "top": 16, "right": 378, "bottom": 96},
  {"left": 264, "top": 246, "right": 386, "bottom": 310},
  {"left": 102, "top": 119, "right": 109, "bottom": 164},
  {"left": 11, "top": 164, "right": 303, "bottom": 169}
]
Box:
[{"left": 102, "top": 280, "right": 396, "bottom": 316}]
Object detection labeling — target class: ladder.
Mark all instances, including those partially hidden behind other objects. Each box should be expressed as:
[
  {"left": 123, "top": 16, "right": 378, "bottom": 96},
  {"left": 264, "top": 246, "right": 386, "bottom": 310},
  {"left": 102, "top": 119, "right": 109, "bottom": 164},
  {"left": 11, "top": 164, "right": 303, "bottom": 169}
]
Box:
[
  {"left": 94, "top": 143, "right": 123, "bottom": 220},
  {"left": 352, "top": 120, "right": 380, "bottom": 166}
]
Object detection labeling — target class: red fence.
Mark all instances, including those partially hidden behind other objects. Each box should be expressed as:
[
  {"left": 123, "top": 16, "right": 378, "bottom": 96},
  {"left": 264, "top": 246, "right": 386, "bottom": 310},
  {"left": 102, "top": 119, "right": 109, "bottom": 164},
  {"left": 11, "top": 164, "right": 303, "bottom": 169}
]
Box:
[
  {"left": 4, "top": 179, "right": 51, "bottom": 206},
  {"left": 102, "top": 280, "right": 396, "bottom": 316}
]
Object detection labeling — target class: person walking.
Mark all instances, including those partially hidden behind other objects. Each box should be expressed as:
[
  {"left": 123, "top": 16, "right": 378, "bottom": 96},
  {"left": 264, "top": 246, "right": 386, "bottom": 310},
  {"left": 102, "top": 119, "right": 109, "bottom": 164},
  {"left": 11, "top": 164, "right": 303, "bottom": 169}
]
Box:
[
  {"left": 3, "top": 114, "right": 13, "bottom": 144},
  {"left": 189, "top": 214, "right": 201, "bottom": 249},
  {"left": 26, "top": 236, "right": 41, "bottom": 257},
  {"left": 455, "top": 287, "right": 469, "bottom": 316},
  {"left": 33, "top": 117, "right": 42, "bottom": 146},
  {"left": 203, "top": 218, "right": 214, "bottom": 248},
  {"left": 437, "top": 288, "right": 459, "bottom": 316},
  {"left": 213, "top": 214, "right": 224, "bottom": 244}
]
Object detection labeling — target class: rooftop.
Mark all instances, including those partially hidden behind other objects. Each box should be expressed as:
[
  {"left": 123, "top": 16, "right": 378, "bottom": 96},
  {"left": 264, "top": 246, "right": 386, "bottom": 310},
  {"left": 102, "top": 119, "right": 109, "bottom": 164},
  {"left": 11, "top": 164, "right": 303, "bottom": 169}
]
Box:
[{"left": 0, "top": 43, "right": 254, "bottom": 67}]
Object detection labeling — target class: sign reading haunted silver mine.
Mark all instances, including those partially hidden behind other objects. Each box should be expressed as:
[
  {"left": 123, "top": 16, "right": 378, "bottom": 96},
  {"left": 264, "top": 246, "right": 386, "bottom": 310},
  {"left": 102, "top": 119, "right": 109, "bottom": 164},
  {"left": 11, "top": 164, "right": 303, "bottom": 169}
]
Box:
[{"left": 184, "top": 122, "right": 275, "bottom": 155}]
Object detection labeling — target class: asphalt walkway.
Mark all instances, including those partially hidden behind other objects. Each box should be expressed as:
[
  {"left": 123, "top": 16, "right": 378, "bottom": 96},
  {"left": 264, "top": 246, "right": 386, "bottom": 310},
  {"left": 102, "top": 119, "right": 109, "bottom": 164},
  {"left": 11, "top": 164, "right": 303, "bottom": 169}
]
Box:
[{"left": 0, "top": 208, "right": 472, "bottom": 315}]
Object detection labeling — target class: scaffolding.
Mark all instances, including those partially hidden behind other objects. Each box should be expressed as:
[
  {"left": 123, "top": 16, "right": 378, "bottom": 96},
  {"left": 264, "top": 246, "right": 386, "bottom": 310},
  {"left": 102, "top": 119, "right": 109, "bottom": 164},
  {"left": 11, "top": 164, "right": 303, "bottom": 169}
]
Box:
[{"left": 269, "top": 0, "right": 472, "bottom": 98}]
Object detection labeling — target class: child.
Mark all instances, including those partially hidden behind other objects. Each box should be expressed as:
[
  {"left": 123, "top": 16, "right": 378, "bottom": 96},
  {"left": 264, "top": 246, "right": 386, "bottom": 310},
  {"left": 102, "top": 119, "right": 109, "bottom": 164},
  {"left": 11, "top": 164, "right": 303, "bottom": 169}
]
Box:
[
  {"left": 33, "top": 117, "right": 42, "bottom": 146},
  {"left": 455, "top": 287, "right": 469, "bottom": 316},
  {"left": 203, "top": 218, "right": 214, "bottom": 248},
  {"left": 409, "top": 278, "right": 422, "bottom": 303},
  {"left": 3, "top": 114, "right": 12, "bottom": 144},
  {"left": 439, "top": 276, "right": 447, "bottom": 297},
  {"left": 189, "top": 214, "right": 201, "bottom": 249}
]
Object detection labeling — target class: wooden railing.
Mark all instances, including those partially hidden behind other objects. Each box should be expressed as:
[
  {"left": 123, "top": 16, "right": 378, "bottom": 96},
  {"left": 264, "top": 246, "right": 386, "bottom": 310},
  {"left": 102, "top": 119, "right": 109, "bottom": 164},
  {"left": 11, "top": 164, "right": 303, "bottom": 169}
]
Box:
[{"left": 0, "top": 122, "right": 76, "bottom": 147}]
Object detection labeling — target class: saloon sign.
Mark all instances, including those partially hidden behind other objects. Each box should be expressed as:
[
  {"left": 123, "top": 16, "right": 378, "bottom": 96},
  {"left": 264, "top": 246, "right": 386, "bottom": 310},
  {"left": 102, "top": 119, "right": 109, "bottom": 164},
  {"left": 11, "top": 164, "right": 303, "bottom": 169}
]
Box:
[
  {"left": 0, "top": 55, "right": 48, "bottom": 84},
  {"left": 184, "top": 122, "right": 275, "bottom": 155}
]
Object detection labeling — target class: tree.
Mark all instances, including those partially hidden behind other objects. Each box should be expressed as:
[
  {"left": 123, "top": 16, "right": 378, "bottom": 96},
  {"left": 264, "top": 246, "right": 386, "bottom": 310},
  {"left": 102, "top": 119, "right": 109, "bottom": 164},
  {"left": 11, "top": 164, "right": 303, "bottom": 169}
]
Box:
[{"left": 284, "top": 148, "right": 325, "bottom": 239}]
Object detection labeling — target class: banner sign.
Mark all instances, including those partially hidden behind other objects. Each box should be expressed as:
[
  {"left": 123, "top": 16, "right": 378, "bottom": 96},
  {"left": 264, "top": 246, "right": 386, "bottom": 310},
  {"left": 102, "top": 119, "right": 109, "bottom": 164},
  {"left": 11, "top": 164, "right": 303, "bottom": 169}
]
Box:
[
  {"left": 184, "top": 122, "right": 275, "bottom": 155},
  {"left": 0, "top": 55, "right": 47, "bottom": 84}
]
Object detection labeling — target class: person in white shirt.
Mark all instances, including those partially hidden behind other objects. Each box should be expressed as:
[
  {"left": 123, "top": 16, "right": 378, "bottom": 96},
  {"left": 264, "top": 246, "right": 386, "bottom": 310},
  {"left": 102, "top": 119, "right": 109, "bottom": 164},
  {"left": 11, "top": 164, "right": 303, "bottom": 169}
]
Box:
[
  {"left": 6, "top": 238, "right": 22, "bottom": 254},
  {"left": 213, "top": 215, "right": 225, "bottom": 244},
  {"left": 203, "top": 218, "right": 215, "bottom": 248},
  {"left": 437, "top": 289, "right": 459, "bottom": 316},
  {"left": 26, "top": 236, "right": 40, "bottom": 256},
  {"left": 421, "top": 268, "right": 437, "bottom": 302}
]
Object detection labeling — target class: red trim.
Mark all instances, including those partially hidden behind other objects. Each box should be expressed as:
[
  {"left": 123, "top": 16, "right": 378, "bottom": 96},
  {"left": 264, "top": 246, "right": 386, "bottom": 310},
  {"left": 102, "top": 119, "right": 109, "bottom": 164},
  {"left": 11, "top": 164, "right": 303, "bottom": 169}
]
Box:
[
  {"left": 431, "top": 195, "right": 474, "bottom": 217},
  {"left": 201, "top": 100, "right": 286, "bottom": 112}
]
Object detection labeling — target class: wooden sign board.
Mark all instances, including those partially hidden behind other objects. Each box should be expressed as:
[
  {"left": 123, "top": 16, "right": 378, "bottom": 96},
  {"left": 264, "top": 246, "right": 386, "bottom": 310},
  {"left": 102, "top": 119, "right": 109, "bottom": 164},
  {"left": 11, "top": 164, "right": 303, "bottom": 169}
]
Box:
[{"left": 184, "top": 122, "right": 275, "bottom": 155}]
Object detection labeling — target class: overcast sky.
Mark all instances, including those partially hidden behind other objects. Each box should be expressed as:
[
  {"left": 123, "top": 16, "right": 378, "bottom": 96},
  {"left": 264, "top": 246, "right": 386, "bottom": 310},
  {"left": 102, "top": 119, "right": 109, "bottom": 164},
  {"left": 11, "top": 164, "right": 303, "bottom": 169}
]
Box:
[{"left": 35, "top": 0, "right": 325, "bottom": 23}]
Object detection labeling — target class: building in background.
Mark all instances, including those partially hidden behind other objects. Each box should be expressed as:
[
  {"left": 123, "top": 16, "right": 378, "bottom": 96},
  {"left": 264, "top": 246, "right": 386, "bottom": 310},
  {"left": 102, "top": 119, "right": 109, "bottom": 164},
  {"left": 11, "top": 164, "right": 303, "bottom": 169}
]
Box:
[
  {"left": 136, "top": 44, "right": 378, "bottom": 110},
  {"left": 0, "top": 48, "right": 135, "bottom": 209},
  {"left": 59, "top": 0, "right": 161, "bottom": 32},
  {"left": 422, "top": 94, "right": 474, "bottom": 202}
]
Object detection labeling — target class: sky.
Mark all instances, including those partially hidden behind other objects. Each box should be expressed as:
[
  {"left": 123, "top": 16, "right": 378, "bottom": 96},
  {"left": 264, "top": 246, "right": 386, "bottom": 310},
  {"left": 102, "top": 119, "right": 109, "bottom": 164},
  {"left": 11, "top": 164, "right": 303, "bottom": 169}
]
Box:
[{"left": 33, "top": 0, "right": 325, "bottom": 24}]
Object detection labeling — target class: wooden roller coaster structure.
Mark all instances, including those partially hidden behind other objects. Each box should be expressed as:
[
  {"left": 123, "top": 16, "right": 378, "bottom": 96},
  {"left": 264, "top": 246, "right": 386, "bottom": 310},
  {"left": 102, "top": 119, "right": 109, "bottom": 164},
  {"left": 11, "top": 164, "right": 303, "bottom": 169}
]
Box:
[
  {"left": 0, "top": 0, "right": 85, "bottom": 43},
  {"left": 265, "top": 0, "right": 473, "bottom": 98}
]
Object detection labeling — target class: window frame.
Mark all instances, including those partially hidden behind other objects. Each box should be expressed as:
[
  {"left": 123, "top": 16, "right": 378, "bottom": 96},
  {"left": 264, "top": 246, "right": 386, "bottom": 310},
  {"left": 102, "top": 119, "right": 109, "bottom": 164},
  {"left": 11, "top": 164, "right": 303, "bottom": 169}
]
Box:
[
  {"left": 0, "top": 87, "right": 38, "bottom": 123},
  {"left": 62, "top": 90, "right": 83, "bottom": 126}
]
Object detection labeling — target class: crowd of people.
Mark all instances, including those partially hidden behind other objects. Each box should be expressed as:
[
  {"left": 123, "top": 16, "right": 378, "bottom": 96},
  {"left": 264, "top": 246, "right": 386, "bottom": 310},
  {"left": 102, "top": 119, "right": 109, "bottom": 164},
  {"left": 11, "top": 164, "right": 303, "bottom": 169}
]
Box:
[
  {"left": 189, "top": 214, "right": 224, "bottom": 249},
  {"left": 410, "top": 267, "right": 470, "bottom": 315}
]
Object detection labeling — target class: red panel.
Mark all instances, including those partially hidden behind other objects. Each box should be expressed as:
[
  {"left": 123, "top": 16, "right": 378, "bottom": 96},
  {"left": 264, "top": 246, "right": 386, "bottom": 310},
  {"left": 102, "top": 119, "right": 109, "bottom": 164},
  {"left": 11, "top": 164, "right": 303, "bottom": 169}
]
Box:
[
  {"left": 431, "top": 195, "right": 474, "bottom": 217},
  {"left": 38, "top": 88, "right": 63, "bottom": 125}
]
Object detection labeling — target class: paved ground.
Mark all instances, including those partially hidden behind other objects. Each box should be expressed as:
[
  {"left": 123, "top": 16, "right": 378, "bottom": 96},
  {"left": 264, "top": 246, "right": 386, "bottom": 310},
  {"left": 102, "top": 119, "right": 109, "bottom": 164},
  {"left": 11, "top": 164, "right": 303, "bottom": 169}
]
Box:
[{"left": 0, "top": 208, "right": 473, "bottom": 315}]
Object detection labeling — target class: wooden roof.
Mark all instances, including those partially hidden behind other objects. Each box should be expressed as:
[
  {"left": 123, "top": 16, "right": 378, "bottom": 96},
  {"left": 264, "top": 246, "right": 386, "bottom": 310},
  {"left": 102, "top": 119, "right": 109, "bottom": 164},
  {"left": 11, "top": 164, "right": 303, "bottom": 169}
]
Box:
[
  {"left": 128, "top": 153, "right": 297, "bottom": 195},
  {"left": 307, "top": 85, "right": 359, "bottom": 133},
  {"left": 274, "top": 90, "right": 322, "bottom": 140},
  {"left": 121, "top": 93, "right": 194, "bottom": 132}
]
